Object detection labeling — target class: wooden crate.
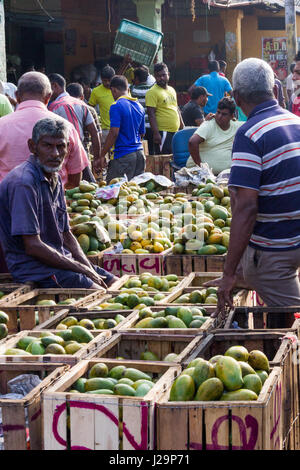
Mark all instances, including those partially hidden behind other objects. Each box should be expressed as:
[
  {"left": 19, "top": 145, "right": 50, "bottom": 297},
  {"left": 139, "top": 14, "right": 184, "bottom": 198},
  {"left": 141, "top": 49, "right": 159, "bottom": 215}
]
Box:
[
  {"left": 183, "top": 331, "right": 298, "bottom": 450},
  {"left": 86, "top": 331, "right": 204, "bottom": 364},
  {"left": 222, "top": 307, "right": 300, "bottom": 450},
  {"left": 0, "top": 284, "right": 32, "bottom": 306},
  {"left": 102, "top": 248, "right": 172, "bottom": 277},
  {"left": 34, "top": 307, "right": 136, "bottom": 332},
  {"left": 124, "top": 306, "right": 216, "bottom": 335},
  {"left": 156, "top": 366, "right": 283, "bottom": 450},
  {"left": 2, "top": 288, "right": 105, "bottom": 334},
  {"left": 43, "top": 358, "right": 180, "bottom": 450},
  {"left": 0, "top": 329, "right": 111, "bottom": 365},
  {"left": 86, "top": 246, "right": 114, "bottom": 267},
  {"left": 0, "top": 362, "right": 69, "bottom": 450},
  {"left": 164, "top": 253, "right": 226, "bottom": 275},
  {"left": 223, "top": 306, "right": 300, "bottom": 336},
  {"left": 107, "top": 273, "right": 191, "bottom": 293},
  {"left": 145, "top": 154, "right": 172, "bottom": 179},
  {"left": 162, "top": 283, "right": 253, "bottom": 308}
]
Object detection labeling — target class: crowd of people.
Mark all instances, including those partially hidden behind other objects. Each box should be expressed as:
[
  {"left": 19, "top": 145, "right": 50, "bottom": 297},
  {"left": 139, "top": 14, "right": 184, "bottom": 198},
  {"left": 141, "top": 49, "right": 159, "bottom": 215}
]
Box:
[{"left": 1, "top": 53, "right": 300, "bottom": 313}]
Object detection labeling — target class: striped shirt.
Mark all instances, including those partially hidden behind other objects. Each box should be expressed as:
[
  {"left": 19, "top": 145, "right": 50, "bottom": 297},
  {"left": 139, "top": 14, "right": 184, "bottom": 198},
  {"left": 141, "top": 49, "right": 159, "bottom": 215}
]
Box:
[
  {"left": 49, "top": 92, "right": 94, "bottom": 142},
  {"left": 229, "top": 99, "right": 300, "bottom": 251},
  {"left": 130, "top": 78, "right": 154, "bottom": 128}
]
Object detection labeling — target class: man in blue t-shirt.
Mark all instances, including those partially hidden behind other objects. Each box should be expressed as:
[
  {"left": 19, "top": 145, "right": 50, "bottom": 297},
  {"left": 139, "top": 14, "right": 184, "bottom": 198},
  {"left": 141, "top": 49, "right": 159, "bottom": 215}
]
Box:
[
  {"left": 192, "top": 60, "right": 233, "bottom": 115},
  {"left": 99, "top": 75, "right": 146, "bottom": 183}
]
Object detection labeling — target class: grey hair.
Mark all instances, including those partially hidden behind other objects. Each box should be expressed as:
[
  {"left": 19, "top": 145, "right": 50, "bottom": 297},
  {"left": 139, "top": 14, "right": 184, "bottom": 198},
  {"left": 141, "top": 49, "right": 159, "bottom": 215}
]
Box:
[
  {"left": 233, "top": 58, "right": 275, "bottom": 104},
  {"left": 17, "top": 71, "right": 52, "bottom": 98},
  {"left": 32, "top": 117, "right": 69, "bottom": 144}
]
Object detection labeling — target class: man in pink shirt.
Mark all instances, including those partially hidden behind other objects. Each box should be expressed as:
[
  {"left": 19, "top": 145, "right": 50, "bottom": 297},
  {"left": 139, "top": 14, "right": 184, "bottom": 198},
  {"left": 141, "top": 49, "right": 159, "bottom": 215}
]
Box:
[{"left": 0, "top": 71, "right": 89, "bottom": 188}]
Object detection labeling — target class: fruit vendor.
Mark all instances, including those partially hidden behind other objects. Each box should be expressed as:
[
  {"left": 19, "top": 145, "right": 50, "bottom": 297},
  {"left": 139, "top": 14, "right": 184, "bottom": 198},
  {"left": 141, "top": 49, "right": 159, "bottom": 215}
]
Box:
[
  {"left": 99, "top": 75, "right": 146, "bottom": 182},
  {"left": 0, "top": 71, "right": 89, "bottom": 189},
  {"left": 187, "top": 97, "right": 243, "bottom": 175},
  {"left": 0, "top": 117, "right": 117, "bottom": 289},
  {"left": 210, "top": 58, "right": 300, "bottom": 314}
]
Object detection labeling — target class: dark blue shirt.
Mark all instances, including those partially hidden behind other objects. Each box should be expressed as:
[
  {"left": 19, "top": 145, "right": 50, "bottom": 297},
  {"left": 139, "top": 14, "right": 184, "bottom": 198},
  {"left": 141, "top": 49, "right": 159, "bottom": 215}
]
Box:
[
  {"left": 229, "top": 99, "right": 300, "bottom": 251},
  {"left": 0, "top": 155, "right": 70, "bottom": 282},
  {"left": 109, "top": 95, "right": 145, "bottom": 159}
]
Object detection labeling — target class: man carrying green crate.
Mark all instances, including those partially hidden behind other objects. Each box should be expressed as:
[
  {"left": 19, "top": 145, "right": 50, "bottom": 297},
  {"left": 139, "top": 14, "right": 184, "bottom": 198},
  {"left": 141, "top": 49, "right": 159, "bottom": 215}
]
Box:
[{"left": 0, "top": 117, "right": 118, "bottom": 289}]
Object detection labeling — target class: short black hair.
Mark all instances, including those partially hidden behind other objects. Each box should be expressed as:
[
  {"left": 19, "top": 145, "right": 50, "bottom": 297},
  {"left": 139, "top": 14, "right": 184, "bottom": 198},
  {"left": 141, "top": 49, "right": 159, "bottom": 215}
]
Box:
[
  {"left": 154, "top": 62, "right": 168, "bottom": 74},
  {"left": 110, "top": 75, "right": 128, "bottom": 91},
  {"left": 217, "top": 97, "right": 236, "bottom": 115},
  {"left": 208, "top": 60, "right": 220, "bottom": 73},
  {"left": 134, "top": 66, "right": 149, "bottom": 83},
  {"left": 100, "top": 65, "right": 115, "bottom": 80},
  {"left": 219, "top": 60, "right": 227, "bottom": 70},
  {"left": 191, "top": 87, "right": 207, "bottom": 100},
  {"left": 66, "top": 82, "right": 83, "bottom": 98},
  {"left": 290, "top": 63, "right": 296, "bottom": 73},
  {"left": 48, "top": 73, "right": 66, "bottom": 89}
]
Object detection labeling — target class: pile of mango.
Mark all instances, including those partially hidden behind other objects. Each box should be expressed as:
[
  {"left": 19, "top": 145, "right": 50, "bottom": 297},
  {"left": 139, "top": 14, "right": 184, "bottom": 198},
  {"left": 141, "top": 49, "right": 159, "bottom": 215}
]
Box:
[
  {"left": 4, "top": 325, "right": 96, "bottom": 356},
  {"left": 192, "top": 181, "right": 230, "bottom": 204},
  {"left": 99, "top": 179, "right": 154, "bottom": 216},
  {"left": 173, "top": 287, "right": 218, "bottom": 305},
  {"left": 66, "top": 180, "right": 101, "bottom": 215},
  {"left": 140, "top": 179, "right": 166, "bottom": 194},
  {"left": 171, "top": 192, "right": 230, "bottom": 256},
  {"left": 120, "top": 273, "right": 180, "bottom": 294},
  {"left": 169, "top": 346, "right": 270, "bottom": 402},
  {"left": 134, "top": 305, "right": 210, "bottom": 329},
  {"left": 0, "top": 311, "right": 8, "bottom": 340},
  {"left": 142, "top": 191, "right": 189, "bottom": 206},
  {"left": 94, "top": 293, "right": 157, "bottom": 311},
  {"left": 67, "top": 181, "right": 111, "bottom": 255},
  {"left": 55, "top": 314, "right": 125, "bottom": 330},
  {"left": 68, "top": 363, "right": 157, "bottom": 397},
  {"left": 139, "top": 350, "right": 179, "bottom": 362},
  {"left": 120, "top": 221, "right": 172, "bottom": 254}
]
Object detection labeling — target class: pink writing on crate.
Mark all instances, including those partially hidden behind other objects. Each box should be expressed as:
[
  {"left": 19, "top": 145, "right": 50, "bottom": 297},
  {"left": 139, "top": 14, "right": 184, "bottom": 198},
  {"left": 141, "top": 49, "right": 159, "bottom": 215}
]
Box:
[
  {"left": 103, "top": 257, "right": 136, "bottom": 275},
  {"left": 139, "top": 256, "right": 160, "bottom": 274},
  {"left": 270, "top": 381, "right": 282, "bottom": 449},
  {"left": 190, "top": 414, "right": 259, "bottom": 450},
  {"left": 51, "top": 400, "right": 149, "bottom": 450}
]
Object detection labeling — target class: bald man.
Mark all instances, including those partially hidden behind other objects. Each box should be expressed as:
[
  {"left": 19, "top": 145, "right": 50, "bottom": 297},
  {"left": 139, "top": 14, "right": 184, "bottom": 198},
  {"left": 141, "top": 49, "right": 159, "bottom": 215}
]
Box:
[{"left": 0, "top": 72, "right": 89, "bottom": 188}]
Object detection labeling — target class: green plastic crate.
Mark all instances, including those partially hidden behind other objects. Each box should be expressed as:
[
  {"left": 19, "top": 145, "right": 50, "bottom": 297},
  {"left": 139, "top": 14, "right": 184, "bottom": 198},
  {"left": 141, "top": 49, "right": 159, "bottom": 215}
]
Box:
[{"left": 113, "top": 19, "right": 164, "bottom": 67}]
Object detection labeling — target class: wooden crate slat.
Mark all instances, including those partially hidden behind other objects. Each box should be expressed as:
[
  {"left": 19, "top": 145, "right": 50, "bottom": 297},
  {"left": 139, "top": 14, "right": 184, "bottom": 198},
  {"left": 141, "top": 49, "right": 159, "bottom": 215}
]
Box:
[
  {"left": 94, "top": 395, "right": 119, "bottom": 450},
  {"left": 157, "top": 405, "right": 188, "bottom": 450},
  {"left": 189, "top": 407, "right": 203, "bottom": 450},
  {"left": 2, "top": 403, "right": 27, "bottom": 450},
  {"left": 122, "top": 398, "right": 150, "bottom": 450},
  {"left": 27, "top": 394, "right": 43, "bottom": 450},
  {"left": 70, "top": 395, "right": 96, "bottom": 450},
  {"left": 43, "top": 394, "right": 68, "bottom": 450}
]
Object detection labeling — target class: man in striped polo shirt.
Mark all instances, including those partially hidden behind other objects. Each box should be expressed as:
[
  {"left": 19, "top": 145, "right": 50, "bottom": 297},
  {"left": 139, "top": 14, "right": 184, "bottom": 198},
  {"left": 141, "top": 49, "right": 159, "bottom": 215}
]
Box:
[
  {"left": 130, "top": 66, "right": 155, "bottom": 155},
  {"left": 211, "top": 58, "right": 300, "bottom": 315}
]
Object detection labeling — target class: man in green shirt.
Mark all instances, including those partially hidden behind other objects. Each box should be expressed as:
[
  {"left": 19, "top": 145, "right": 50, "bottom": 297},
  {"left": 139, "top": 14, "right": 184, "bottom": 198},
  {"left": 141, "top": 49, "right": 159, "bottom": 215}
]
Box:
[
  {"left": 146, "top": 63, "right": 184, "bottom": 154},
  {"left": 0, "top": 94, "right": 13, "bottom": 118},
  {"left": 88, "top": 65, "right": 115, "bottom": 145}
]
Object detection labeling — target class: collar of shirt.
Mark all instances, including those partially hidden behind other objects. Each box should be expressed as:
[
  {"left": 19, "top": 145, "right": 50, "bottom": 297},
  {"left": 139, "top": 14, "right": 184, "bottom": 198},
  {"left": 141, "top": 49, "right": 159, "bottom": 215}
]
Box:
[
  {"left": 248, "top": 99, "right": 279, "bottom": 119},
  {"left": 55, "top": 91, "right": 69, "bottom": 101},
  {"left": 115, "top": 95, "right": 138, "bottom": 103},
  {"left": 16, "top": 100, "right": 48, "bottom": 112}
]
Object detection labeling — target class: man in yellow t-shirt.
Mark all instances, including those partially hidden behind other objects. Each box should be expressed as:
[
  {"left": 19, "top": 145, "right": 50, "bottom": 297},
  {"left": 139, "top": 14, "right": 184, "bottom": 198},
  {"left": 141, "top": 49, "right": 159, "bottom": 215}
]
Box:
[
  {"left": 187, "top": 97, "right": 243, "bottom": 175},
  {"left": 88, "top": 65, "right": 115, "bottom": 145},
  {"left": 146, "top": 63, "right": 184, "bottom": 154}
]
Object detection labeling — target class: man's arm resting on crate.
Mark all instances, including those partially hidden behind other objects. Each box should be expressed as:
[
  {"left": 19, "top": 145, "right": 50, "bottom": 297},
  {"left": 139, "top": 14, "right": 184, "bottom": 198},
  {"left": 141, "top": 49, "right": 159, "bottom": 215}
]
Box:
[{"left": 22, "top": 234, "right": 105, "bottom": 287}]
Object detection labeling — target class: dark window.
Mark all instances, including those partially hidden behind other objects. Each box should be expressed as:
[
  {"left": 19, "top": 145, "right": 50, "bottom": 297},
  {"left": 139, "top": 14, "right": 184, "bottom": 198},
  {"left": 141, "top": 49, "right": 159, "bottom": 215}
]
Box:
[{"left": 258, "top": 16, "right": 285, "bottom": 30}]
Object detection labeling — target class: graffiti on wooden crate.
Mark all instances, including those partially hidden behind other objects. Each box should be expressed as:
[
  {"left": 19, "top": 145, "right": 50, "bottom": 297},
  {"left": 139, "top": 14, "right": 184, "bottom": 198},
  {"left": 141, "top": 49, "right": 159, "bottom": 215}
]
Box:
[
  {"left": 139, "top": 257, "right": 161, "bottom": 274},
  {"left": 51, "top": 400, "right": 149, "bottom": 450},
  {"left": 190, "top": 414, "right": 259, "bottom": 450},
  {"left": 270, "top": 381, "right": 282, "bottom": 449},
  {"left": 103, "top": 258, "right": 136, "bottom": 275}
]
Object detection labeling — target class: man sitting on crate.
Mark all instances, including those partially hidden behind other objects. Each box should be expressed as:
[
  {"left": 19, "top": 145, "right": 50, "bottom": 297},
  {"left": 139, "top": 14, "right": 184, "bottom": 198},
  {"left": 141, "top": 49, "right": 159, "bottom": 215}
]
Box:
[
  {"left": 205, "top": 58, "right": 300, "bottom": 316},
  {"left": 0, "top": 117, "right": 117, "bottom": 289}
]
